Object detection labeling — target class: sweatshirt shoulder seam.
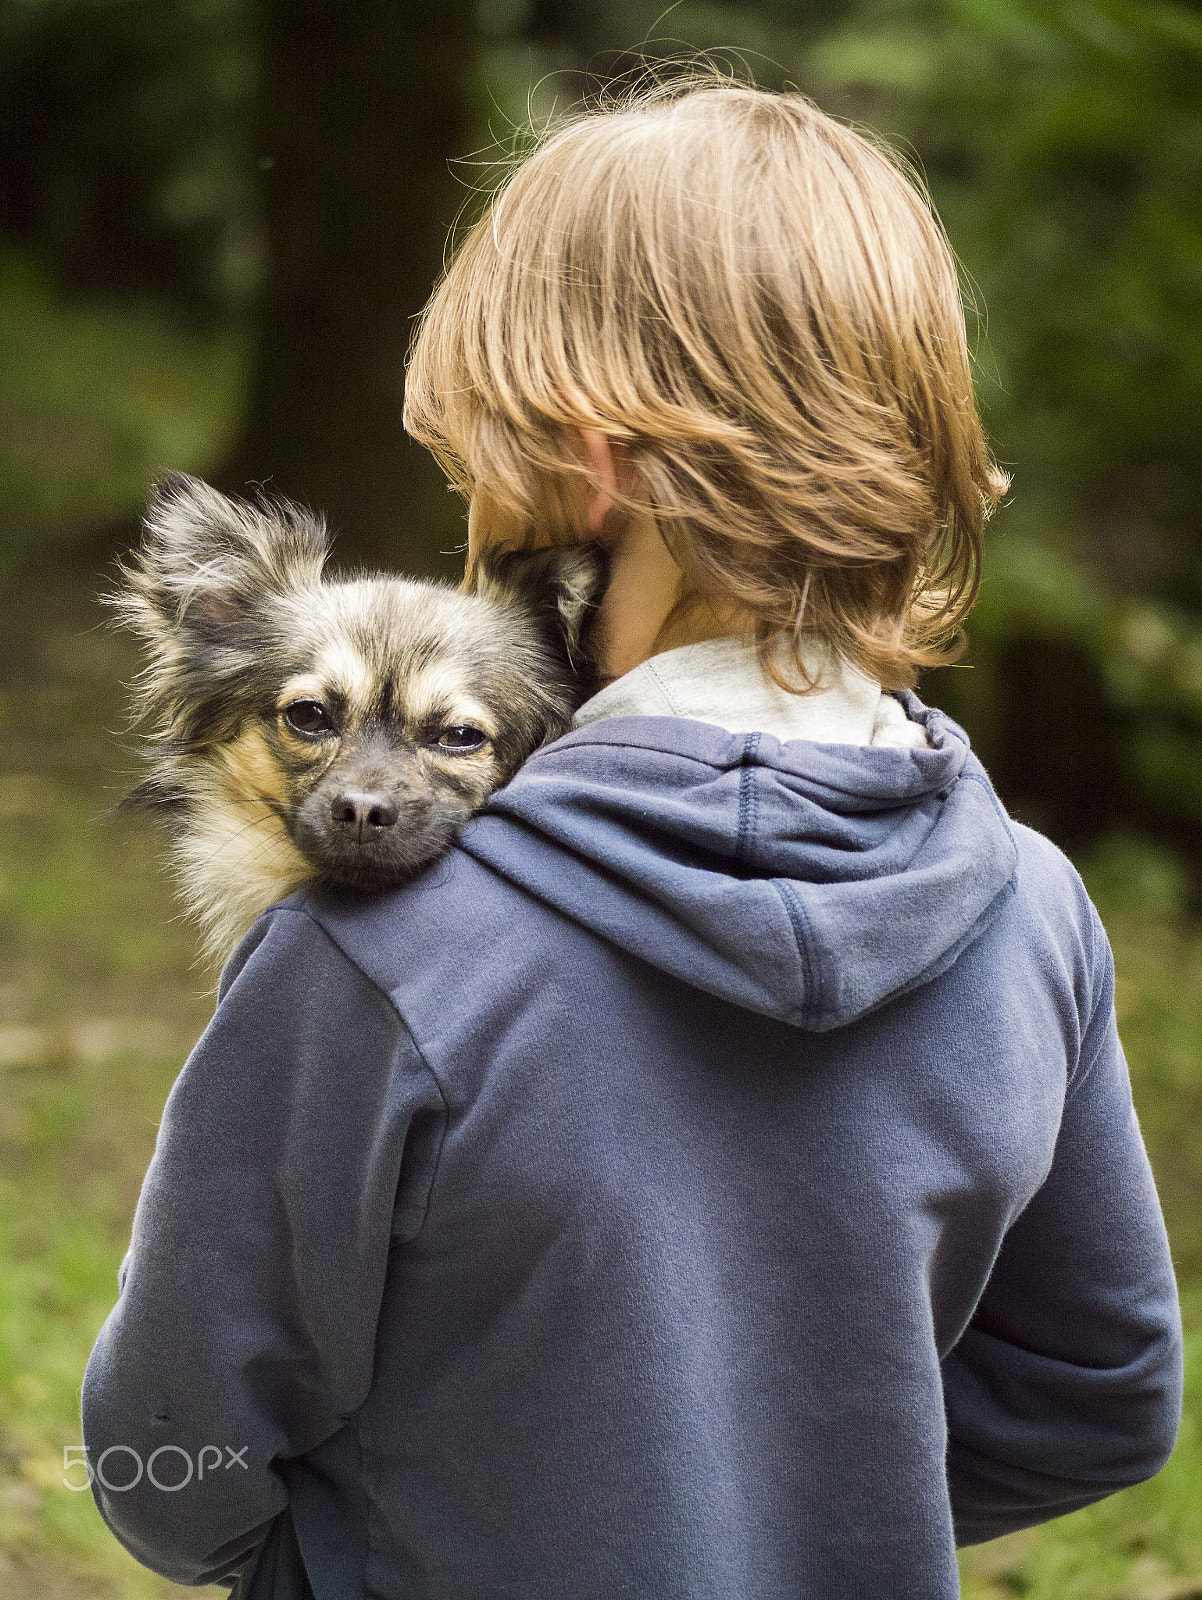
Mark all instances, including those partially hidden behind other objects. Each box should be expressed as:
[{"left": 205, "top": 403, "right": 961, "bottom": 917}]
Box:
[
  {"left": 254, "top": 902, "right": 451, "bottom": 1137},
  {"left": 1063, "top": 901, "right": 1116, "bottom": 1107},
  {"left": 771, "top": 879, "right": 824, "bottom": 1026}
]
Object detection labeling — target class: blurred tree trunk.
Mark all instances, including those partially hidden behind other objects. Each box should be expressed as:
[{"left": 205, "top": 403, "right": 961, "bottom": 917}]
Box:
[{"left": 221, "top": 0, "right": 476, "bottom": 576}]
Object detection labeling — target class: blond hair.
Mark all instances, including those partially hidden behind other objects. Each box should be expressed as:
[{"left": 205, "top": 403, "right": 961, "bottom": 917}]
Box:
[{"left": 404, "top": 78, "right": 1007, "bottom": 690}]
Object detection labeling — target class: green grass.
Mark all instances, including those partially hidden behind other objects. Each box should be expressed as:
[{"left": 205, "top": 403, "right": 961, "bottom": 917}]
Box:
[{"left": 0, "top": 581, "right": 223, "bottom": 1597}]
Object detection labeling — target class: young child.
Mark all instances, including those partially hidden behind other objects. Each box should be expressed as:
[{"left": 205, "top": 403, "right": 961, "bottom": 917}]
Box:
[{"left": 83, "top": 80, "right": 1181, "bottom": 1599}]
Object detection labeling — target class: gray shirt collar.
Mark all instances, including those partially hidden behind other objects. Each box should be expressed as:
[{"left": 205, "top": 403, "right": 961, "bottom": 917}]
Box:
[{"left": 572, "top": 635, "right": 930, "bottom": 749}]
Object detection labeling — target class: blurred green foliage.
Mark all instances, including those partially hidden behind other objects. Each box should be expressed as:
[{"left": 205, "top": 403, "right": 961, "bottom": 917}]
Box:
[
  {"left": 811, "top": 0, "right": 1202, "bottom": 590},
  {"left": 0, "top": 0, "right": 255, "bottom": 314},
  {"left": 0, "top": 248, "right": 244, "bottom": 560}
]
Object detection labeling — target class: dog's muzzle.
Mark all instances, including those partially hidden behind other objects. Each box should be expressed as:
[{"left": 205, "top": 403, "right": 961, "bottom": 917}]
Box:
[{"left": 291, "top": 776, "right": 468, "bottom": 892}]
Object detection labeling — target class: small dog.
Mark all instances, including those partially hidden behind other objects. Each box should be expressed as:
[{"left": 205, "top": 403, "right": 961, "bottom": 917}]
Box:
[{"left": 114, "top": 474, "right": 606, "bottom": 962}]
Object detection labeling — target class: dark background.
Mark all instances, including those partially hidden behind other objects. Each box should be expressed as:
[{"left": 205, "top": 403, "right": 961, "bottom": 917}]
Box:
[{"left": 1, "top": 4, "right": 1201, "bottom": 1596}]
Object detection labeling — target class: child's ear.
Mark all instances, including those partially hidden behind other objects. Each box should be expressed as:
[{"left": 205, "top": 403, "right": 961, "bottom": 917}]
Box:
[
  {"left": 578, "top": 428, "right": 619, "bottom": 534},
  {"left": 473, "top": 543, "right": 610, "bottom": 677},
  {"left": 119, "top": 473, "right": 329, "bottom": 646},
  {"left": 577, "top": 429, "right": 641, "bottom": 536}
]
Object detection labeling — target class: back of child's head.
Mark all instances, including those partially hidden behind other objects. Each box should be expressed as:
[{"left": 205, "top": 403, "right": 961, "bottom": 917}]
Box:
[{"left": 404, "top": 75, "right": 1007, "bottom": 690}]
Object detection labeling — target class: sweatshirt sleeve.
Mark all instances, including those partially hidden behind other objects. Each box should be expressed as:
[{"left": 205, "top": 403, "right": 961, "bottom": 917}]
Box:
[
  {"left": 944, "top": 906, "right": 1184, "bottom": 1545},
  {"left": 80, "top": 906, "right": 445, "bottom": 1587}
]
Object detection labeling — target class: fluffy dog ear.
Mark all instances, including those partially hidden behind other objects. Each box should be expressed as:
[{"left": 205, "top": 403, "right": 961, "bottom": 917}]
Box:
[
  {"left": 111, "top": 474, "right": 331, "bottom": 746},
  {"left": 473, "top": 543, "right": 609, "bottom": 678},
  {"left": 117, "top": 473, "right": 329, "bottom": 645}
]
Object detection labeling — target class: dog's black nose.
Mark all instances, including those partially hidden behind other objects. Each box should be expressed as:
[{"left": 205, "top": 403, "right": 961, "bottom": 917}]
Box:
[{"left": 330, "top": 790, "right": 399, "bottom": 833}]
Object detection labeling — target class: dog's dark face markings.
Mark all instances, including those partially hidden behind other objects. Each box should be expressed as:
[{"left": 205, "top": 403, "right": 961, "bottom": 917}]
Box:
[
  {"left": 247, "top": 577, "right": 569, "bottom": 890},
  {"left": 115, "top": 474, "right": 605, "bottom": 955}
]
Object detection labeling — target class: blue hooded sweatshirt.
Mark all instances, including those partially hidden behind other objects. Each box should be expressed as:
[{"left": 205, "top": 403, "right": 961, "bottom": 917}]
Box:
[{"left": 82, "top": 697, "right": 1183, "bottom": 1600}]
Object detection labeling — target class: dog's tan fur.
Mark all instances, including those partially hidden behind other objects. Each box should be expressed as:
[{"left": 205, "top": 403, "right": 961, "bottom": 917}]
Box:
[
  {"left": 172, "top": 733, "right": 314, "bottom": 961},
  {"left": 114, "top": 475, "right": 606, "bottom": 965}
]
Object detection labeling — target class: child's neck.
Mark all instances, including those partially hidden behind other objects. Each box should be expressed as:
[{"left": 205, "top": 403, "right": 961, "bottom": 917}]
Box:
[{"left": 592, "top": 514, "right": 756, "bottom": 681}]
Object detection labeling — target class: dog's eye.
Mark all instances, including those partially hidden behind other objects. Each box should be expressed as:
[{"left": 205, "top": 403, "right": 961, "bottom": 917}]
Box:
[
  {"left": 283, "top": 700, "right": 335, "bottom": 737},
  {"left": 436, "top": 725, "right": 488, "bottom": 753}
]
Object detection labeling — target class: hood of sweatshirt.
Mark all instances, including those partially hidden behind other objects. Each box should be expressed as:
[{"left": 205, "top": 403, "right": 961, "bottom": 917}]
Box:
[{"left": 458, "top": 692, "right": 1018, "bottom": 1031}]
